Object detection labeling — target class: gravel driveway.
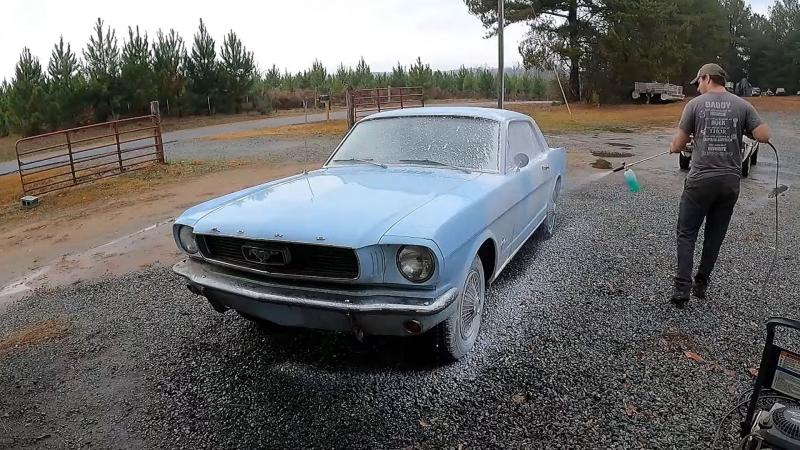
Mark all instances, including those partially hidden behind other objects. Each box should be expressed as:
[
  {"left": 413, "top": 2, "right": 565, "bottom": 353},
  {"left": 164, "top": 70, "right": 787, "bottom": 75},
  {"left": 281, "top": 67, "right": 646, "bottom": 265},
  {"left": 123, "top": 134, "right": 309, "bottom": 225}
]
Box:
[{"left": 1, "top": 112, "right": 798, "bottom": 449}]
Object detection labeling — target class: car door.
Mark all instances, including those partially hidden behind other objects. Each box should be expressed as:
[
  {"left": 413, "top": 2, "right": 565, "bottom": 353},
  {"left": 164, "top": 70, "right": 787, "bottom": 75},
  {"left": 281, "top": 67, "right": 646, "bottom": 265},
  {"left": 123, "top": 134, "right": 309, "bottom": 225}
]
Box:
[{"left": 507, "top": 120, "right": 551, "bottom": 244}]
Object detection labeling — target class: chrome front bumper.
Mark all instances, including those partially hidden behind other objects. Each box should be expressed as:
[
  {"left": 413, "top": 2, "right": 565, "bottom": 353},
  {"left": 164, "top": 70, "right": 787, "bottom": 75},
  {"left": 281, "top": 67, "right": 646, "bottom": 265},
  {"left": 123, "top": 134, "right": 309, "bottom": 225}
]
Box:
[{"left": 172, "top": 259, "right": 460, "bottom": 336}]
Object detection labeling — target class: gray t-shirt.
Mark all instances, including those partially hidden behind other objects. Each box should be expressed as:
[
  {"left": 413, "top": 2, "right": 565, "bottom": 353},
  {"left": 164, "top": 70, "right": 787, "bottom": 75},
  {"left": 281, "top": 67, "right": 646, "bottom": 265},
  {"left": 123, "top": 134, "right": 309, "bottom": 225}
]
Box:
[{"left": 678, "top": 91, "right": 763, "bottom": 180}]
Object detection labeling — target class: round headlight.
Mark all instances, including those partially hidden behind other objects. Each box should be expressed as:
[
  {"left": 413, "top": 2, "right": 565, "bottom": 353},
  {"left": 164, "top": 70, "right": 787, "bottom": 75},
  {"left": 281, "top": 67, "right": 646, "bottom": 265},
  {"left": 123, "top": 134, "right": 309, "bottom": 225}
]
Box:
[
  {"left": 178, "top": 226, "right": 199, "bottom": 254},
  {"left": 397, "top": 246, "right": 435, "bottom": 283}
]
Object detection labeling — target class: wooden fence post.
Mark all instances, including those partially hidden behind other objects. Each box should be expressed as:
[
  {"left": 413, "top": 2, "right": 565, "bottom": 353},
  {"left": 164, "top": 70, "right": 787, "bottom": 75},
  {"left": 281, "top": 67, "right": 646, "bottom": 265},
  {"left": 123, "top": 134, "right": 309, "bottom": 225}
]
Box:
[
  {"left": 346, "top": 86, "right": 354, "bottom": 130},
  {"left": 150, "top": 101, "right": 165, "bottom": 163}
]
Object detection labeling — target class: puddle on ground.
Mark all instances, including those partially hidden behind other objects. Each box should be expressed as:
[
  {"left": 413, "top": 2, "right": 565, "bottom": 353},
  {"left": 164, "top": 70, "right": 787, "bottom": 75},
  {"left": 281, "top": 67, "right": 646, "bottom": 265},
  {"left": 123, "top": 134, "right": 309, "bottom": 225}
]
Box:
[
  {"left": 591, "top": 158, "right": 613, "bottom": 169},
  {"left": 591, "top": 150, "right": 635, "bottom": 158},
  {"left": 603, "top": 127, "right": 635, "bottom": 133},
  {"left": 607, "top": 142, "right": 634, "bottom": 149},
  {"left": 769, "top": 184, "right": 789, "bottom": 198}
]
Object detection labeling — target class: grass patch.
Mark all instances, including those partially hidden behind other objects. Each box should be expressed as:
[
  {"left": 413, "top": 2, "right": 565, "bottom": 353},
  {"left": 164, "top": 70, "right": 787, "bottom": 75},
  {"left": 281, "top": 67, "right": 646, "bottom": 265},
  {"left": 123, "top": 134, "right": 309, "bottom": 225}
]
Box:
[
  {"left": 203, "top": 120, "right": 348, "bottom": 141},
  {"left": 509, "top": 96, "right": 800, "bottom": 134},
  {"left": 591, "top": 158, "right": 613, "bottom": 169},
  {"left": 508, "top": 102, "right": 684, "bottom": 134},
  {"left": 0, "top": 319, "right": 68, "bottom": 355}
]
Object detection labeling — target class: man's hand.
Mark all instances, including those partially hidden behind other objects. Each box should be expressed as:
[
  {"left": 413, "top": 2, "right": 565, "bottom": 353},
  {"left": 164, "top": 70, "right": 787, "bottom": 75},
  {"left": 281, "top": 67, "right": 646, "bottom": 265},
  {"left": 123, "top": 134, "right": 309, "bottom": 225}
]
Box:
[
  {"left": 670, "top": 129, "right": 691, "bottom": 153},
  {"left": 752, "top": 123, "right": 770, "bottom": 143}
]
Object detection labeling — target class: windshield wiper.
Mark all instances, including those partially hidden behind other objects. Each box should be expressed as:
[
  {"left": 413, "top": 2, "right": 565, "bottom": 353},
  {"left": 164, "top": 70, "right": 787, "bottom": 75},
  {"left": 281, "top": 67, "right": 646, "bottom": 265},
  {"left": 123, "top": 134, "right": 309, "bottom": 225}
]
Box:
[
  {"left": 331, "top": 158, "right": 387, "bottom": 168},
  {"left": 398, "top": 159, "right": 471, "bottom": 173}
]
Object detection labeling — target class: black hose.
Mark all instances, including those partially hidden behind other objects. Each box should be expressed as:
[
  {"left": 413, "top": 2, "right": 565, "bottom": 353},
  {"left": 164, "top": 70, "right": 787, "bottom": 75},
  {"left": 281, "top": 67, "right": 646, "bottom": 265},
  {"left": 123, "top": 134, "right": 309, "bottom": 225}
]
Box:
[
  {"left": 710, "top": 141, "right": 782, "bottom": 448},
  {"left": 760, "top": 142, "right": 780, "bottom": 300}
]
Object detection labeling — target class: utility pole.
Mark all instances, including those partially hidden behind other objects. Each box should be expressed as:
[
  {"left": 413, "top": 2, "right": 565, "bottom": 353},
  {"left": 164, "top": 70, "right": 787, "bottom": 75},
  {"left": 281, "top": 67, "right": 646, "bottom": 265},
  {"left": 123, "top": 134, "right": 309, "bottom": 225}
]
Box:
[{"left": 497, "top": 0, "right": 504, "bottom": 109}]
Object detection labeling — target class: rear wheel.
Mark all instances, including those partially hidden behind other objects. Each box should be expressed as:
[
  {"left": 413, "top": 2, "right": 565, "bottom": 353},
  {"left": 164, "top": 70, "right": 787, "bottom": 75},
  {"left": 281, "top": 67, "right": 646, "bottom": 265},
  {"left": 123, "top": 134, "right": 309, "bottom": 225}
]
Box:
[
  {"left": 742, "top": 155, "right": 751, "bottom": 178},
  {"left": 436, "top": 256, "right": 486, "bottom": 361},
  {"left": 679, "top": 153, "right": 691, "bottom": 170},
  {"left": 538, "top": 179, "right": 561, "bottom": 240}
]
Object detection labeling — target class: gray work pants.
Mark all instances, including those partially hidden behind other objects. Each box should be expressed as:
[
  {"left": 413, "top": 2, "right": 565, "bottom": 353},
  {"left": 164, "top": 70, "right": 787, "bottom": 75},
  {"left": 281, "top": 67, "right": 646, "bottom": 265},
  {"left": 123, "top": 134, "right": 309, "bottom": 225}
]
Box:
[{"left": 674, "top": 174, "right": 741, "bottom": 293}]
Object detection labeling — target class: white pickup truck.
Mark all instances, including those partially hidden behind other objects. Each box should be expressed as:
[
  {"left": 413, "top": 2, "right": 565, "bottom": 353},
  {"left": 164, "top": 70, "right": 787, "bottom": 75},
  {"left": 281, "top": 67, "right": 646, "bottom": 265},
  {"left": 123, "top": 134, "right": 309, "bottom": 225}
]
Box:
[{"left": 679, "top": 137, "right": 760, "bottom": 177}]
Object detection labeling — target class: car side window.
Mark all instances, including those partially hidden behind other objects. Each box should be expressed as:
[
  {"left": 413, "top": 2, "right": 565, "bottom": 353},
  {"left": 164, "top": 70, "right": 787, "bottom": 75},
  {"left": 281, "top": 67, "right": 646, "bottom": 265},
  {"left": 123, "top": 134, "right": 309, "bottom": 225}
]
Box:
[
  {"left": 528, "top": 121, "right": 549, "bottom": 153},
  {"left": 506, "top": 121, "right": 540, "bottom": 171}
]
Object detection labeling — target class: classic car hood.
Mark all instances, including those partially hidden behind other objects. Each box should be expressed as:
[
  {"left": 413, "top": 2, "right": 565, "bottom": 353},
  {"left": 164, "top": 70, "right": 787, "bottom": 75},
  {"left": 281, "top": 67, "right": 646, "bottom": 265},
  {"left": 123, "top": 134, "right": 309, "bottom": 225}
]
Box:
[{"left": 190, "top": 166, "right": 478, "bottom": 248}]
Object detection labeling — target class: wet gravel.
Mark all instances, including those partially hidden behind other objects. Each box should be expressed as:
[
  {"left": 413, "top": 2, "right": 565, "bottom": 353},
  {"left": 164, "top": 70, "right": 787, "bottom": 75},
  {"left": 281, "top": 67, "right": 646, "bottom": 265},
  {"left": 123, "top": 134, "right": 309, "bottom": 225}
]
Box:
[{"left": 1, "top": 113, "right": 798, "bottom": 449}]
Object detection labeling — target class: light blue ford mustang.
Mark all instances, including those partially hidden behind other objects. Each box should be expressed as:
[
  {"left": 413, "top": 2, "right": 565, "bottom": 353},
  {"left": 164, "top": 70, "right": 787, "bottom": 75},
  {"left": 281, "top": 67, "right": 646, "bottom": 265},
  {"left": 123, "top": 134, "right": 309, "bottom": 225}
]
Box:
[{"left": 172, "top": 107, "right": 565, "bottom": 360}]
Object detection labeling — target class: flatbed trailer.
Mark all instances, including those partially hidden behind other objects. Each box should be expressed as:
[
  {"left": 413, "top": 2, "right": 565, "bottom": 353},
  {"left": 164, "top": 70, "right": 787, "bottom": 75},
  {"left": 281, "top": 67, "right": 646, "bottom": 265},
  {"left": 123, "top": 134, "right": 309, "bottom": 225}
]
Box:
[{"left": 631, "top": 82, "right": 685, "bottom": 103}]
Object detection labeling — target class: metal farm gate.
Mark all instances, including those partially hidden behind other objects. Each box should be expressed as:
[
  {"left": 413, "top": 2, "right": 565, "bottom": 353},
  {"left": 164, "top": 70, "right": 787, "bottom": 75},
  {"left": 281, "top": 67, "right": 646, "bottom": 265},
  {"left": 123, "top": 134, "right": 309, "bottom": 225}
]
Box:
[
  {"left": 16, "top": 107, "right": 165, "bottom": 196},
  {"left": 346, "top": 86, "right": 424, "bottom": 129}
]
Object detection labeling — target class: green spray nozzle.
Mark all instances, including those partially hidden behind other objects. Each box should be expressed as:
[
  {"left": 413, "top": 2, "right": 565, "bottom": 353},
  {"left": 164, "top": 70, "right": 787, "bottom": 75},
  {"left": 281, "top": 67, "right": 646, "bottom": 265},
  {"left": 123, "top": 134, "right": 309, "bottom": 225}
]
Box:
[{"left": 623, "top": 168, "right": 641, "bottom": 192}]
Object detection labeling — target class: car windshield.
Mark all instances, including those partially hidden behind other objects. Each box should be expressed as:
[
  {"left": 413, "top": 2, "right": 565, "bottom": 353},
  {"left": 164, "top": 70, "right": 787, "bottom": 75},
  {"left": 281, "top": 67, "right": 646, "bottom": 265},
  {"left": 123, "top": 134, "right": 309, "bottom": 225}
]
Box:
[{"left": 330, "top": 116, "right": 500, "bottom": 172}]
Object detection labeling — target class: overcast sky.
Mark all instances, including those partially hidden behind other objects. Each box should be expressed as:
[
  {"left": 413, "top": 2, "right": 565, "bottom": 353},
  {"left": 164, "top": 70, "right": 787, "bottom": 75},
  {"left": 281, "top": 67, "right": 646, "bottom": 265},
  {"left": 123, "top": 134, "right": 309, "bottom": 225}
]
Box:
[{"left": 0, "top": 0, "right": 776, "bottom": 82}]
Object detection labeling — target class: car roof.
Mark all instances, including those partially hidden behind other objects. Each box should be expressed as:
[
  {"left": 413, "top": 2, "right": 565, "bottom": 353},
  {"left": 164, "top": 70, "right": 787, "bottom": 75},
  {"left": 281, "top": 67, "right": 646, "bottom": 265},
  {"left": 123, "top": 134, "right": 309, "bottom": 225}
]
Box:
[{"left": 364, "top": 106, "right": 532, "bottom": 122}]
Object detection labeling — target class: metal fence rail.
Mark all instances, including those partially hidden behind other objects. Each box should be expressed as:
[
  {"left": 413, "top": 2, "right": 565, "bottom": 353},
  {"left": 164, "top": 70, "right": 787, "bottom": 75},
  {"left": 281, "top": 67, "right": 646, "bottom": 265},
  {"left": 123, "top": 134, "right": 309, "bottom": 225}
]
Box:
[
  {"left": 16, "top": 114, "right": 164, "bottom": 196},
  {"left": 346, "top": 86, "right": 424, "bottom": 128}
]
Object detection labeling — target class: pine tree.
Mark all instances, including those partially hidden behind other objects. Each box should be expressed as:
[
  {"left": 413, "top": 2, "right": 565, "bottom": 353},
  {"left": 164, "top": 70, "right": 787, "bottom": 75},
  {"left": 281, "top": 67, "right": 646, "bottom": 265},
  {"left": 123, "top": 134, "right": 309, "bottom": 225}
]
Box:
[
  {"left": 47, "top": 36, "right": 84, "bottom": 129},
  {"left": 408, "top": 57, "right": 433, "bottom": 88},
  {"left": 153, "top": 29, "right": 186, "bottom": 116},
  {"left": 185, "top": 19, "right": 218, "bottom": 114},
  {"left": 354, "top": 57, "right": 373, "bottom": 88},
  {"left": 120, "top": 26, "right": 155, "bottom": 114},
  {"left": 219, "top": 30, "right": 256, "bottom": 113},
  {"left": 83, "top": 18, "right": 120, "bottom": 121},
  {"left": 308, "top": 59, "right": 327, "bottom": 93},
  {"left": 390, "top": 62, "right": 407, "bottom": 86},
  {"left": 280, "top": 69, "right": 296, "bottom": 92},
  {"left": 477, "top": 68, "right": 496, "bottom": 98},
  {"left": 8, "top": 48, "right": 48, "bottom": 136},
  {"left": 331, "top": 63, "right": 351, "bottom": 93},
  {"left": 264, "top": 64, "right": 281, "bottom": 89},
  {"left": 0, "top": 80, "right": 10, "bottom": 136}
]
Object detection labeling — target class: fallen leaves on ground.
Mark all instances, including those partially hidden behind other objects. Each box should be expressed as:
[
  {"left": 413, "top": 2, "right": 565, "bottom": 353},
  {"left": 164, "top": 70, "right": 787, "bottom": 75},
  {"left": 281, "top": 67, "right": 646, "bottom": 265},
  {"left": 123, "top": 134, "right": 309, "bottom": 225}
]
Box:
[
  {"left": 512, "top": 393, "right": 529, "bottom": 404},
  {"left": 683, "top": 350, "right": 704, "bottom": 363},
  {"left": 0, "top": 319, "right": 68, "bottom": 355}
]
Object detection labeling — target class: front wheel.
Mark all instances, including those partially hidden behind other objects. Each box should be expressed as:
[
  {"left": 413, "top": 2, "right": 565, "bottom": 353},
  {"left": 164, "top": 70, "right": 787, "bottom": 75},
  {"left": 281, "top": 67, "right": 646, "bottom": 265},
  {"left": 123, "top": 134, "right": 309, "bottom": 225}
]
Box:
[
  {"left": 436, "top": 256, "right": 486, "bottom": 361},
  {"left": 742, "top": 155, "right": 751, "bottom": 178},
  {"left": 751, "top": 147, "right": 759, "bottom": 165}
]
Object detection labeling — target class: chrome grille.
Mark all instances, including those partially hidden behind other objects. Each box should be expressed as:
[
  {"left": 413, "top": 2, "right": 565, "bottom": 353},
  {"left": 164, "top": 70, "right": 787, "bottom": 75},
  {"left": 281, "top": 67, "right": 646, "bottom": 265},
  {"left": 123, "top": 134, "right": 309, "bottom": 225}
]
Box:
[{"left": 199, "top": 235, "right": 359, "bottom": 280}]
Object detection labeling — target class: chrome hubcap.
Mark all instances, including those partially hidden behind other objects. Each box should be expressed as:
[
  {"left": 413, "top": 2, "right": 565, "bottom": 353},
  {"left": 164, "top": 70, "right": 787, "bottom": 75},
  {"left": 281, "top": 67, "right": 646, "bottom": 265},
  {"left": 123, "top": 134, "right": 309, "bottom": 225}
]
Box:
[
  {"left": 547, "top": 188, "right": 557, "bottom": 233},
  {"left": 460, "top": 270, "right": 483, "bottom": 340}
]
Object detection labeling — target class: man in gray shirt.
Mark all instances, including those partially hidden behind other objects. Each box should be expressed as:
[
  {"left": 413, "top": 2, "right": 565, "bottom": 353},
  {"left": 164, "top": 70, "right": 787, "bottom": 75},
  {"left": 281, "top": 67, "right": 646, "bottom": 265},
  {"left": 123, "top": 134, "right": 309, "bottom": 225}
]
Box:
[{"left": 668, "top": 63, "right": 771, "bottom": 306}]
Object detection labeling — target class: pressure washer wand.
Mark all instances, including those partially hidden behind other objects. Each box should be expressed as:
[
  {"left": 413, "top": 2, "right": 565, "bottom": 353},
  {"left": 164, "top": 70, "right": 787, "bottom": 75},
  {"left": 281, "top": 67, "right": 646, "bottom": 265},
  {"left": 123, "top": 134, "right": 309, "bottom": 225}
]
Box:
[{"left": 612, "top": 150, "right": 671, "bottom": 172}]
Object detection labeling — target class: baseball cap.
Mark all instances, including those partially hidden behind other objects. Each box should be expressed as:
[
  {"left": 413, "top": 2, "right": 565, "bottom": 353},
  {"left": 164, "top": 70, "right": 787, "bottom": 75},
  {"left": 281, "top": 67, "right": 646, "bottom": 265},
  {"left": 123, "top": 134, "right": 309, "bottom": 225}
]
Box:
[{"left": 690, "top": 63, "right": 728, "bottom": 85}]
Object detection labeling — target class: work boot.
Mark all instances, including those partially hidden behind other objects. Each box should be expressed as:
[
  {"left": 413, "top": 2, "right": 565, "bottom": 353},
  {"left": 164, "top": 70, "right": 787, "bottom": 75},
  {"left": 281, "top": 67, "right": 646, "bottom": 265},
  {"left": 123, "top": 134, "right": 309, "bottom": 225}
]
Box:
[
  {"left": 692, "top": 276, "right": 708, "bottom": 299},
  {"left": 670, "top": 288, "right": 690, "bottom": 308}
]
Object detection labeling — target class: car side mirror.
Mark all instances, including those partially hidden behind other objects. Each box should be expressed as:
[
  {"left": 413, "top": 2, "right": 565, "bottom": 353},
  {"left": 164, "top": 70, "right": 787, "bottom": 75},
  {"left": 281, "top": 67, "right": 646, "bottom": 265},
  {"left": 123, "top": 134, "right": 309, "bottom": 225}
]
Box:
[{"left": 514, "top": 153, "right": 530, "bottom": 171}]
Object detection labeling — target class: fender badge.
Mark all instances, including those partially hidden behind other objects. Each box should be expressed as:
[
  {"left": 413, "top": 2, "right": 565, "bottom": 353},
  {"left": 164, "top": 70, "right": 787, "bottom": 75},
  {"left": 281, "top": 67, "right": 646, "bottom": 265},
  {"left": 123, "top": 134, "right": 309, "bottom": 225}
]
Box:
[{"left": 316, "top": 236, "right": 326, "bottom": 241}]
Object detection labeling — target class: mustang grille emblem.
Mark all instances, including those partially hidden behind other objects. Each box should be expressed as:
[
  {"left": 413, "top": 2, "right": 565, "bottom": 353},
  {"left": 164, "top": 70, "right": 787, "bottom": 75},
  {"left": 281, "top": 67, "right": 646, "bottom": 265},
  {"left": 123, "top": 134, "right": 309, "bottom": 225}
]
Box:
[{"left": 241, "top": 245, "right": 291, "bottom": 266}]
